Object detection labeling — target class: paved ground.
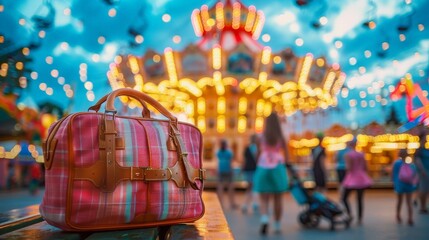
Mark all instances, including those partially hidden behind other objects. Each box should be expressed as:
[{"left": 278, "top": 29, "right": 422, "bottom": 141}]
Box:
[
  {"left": 220, "top": 189, "right": 429, "bottom": 240},
  {"left": 1, "top": 188, "right": 429, "bottom": 239}
]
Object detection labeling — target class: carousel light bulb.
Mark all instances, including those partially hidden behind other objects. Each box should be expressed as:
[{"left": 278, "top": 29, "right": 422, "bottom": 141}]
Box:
[
  {"left": 46, "top": 87, "right": 53, "bottom": 95},
  {"left": 39, "top": 30, "right": 46, "bottom": 38},
  {"left": 31, "top": 72, "right": 38, "bottom": 80},
  {"left": 399, "top": 34, "right": 406, "bottom": 41},
  {"left": 46, "top": 56, "right": 53, "bottom": 64},
  {"left": 39, "top": 83, "right": 47, "bottom": 91},
  {"left": 108, "top": 8, "right": 116, "bottom": 17},
  {"left": 98, "top": 36, "right": 106, "bottom": 44},
  {"left": 22, "top": 48, "right": 30, "bottom": 56},
  {"left": 382, "top": 42, "right": 389, "bottom": 50},
  {"left": 15, "top": 62, "right": 23, "bottom": 70},
  {"left": 172, "top": 35, "right": 181, "bottom": 44},
  {"left": 162, "top": 14, "right": 171, "bottom": 23},
  {"left": 295, "top": 38, "right": 304, "bottom": 46},
  {"left": 262, "top": 34, "right": 270, "bottom": 42},
  {"left": 58, "top": 76, "right": 65, "bottom": 85},
  {"left": 60, "top": 42, "right": 69, "bottom": 50},
  {"left": 319, "top": 16, "right": 328, "bottom": 25},
  {"left": 92, "top": 54, "right": 100, "bottom": 62},
  {"left": 418, "top": 24, "right": 424, "bottom": 31},
  {"left": 51, "top": 69, "right": 59, "bottom": 78},
  {"left": 364, "top": 50, "right": 371, "bottom": 58},
  {"left": 134, "top": 35, "right": 143, "bottom": 44},
  {"left": 19, "top": 18, "right": 26, "bottom": 26},
  {"left": 334, "top": 40, "right": 343, "bottom": 49},
  {"left": 63, "top": 8, "right": 71, "bottom": 16},
  {"left": 349, "top": 57, "right": 357, "bottom": 65}
]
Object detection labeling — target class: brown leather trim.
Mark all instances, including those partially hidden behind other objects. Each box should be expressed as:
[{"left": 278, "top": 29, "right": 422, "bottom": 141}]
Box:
[
  {"left": 99, "top": 137, "right": 125, "bottom": 150},
  {"left": 43, "top": 116, "right": 69, "bottom": 170},
  {"left": 44, "top": 139, "right": 57, "bottom": 170},
  {"left": 105, "top": 89, "right": 177, "bottom": 123},
  {"left": 74, "top": 159, "right": 203, "bottom": 189},
  {"left": 88, "top": 92, "right": 151, "bottom": 118},
  {"left": 104, "top": 115, "right": 117, "bottom": 192}
]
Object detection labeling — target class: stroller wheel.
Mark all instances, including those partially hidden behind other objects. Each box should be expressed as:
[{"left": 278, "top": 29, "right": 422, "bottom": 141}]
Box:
[{"left": 298, "top": 212, "right": 320, "bottom": 228}]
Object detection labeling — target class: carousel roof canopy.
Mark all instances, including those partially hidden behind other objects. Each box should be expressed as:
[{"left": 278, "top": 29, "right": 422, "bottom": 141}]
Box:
[{"left": 1, "top": 0, "right": 429, "bottom": 128}]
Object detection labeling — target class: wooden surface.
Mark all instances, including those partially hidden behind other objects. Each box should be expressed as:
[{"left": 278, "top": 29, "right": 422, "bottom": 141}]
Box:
[{"left": 0, "top": 191, "right": 234, "bottom": 240}]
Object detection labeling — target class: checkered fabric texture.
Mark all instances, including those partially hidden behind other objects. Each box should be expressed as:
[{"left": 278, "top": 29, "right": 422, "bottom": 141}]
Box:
[{"left": 40, "top": 113, "right": 204, "bottom": 231}]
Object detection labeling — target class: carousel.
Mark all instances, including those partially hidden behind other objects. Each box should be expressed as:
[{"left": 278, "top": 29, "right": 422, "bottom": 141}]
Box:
[{"left": 107, "top": 0, "right": 345, "bottom": 165}]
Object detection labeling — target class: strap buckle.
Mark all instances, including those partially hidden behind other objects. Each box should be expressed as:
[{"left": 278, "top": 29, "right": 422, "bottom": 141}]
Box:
[{"left": 199, "top": 169, "right": 206, "bottom": 180}]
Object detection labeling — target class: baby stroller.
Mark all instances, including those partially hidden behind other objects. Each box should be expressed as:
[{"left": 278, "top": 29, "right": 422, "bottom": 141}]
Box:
[{"left": 287, "top": 164, "right": 351, "bottom": 231}]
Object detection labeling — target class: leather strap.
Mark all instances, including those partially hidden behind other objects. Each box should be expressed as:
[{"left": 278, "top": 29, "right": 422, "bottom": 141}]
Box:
[
  {"left": 104, "top": 114, "right": 117, "bottom": 192},
  {"left": 88, "top": 92, "right": 151, "bottom": 118},
  {"left": 105, "top": 89, "right": 177, "bottom": 123},
  {"left": 169, "top": 123, "right": 202, "bottom": 190},
  {"left": 94, "top": 89, "right": 204, "bottom": 192},
  {"left": 74, "top": 159, "right": 205, "bottom": 189}
]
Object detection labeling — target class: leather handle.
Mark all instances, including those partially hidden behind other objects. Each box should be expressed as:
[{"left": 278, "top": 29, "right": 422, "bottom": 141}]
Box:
[
  {"left": 89, "top": 92, "right": 151, "bottom": 118},
  {"left": 106, "top": 88, "right": 177, "bottom": 124}
]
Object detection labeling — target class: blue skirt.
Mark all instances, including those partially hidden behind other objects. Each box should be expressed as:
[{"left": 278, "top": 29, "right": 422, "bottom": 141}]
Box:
[{"left": 253, "top": 164, "right": 289, "bottom": 193}]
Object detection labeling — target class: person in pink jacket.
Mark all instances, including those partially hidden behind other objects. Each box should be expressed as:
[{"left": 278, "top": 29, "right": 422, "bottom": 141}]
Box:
[{"left": 341, "top": 137, "right": 373, "bottom": 225}]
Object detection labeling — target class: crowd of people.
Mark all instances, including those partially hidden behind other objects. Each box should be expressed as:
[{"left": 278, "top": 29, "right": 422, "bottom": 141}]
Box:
[{"left": 216, "top": 112, "right": 429, "bottom": 236}]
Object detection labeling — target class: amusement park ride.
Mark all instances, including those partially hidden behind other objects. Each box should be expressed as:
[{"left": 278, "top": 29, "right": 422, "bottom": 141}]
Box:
[
  {"left": 107, "top": 0, "right": 346, "bottom": 161},
  {"left": 390, "top": 74, "right": 429, "bottom": 133}
]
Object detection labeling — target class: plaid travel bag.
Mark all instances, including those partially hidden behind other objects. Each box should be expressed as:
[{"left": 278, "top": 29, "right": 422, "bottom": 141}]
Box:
[{"left": 40, "top": 88, "right": 206, "bottom": 231}]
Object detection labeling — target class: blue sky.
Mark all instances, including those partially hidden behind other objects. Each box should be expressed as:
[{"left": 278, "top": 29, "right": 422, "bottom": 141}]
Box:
[{"left": 1, "top": 0, "right": 429, "bottom": 131}]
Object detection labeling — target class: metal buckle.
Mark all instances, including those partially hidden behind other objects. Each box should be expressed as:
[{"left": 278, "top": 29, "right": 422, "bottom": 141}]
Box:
[{"left": 199, "top": 169, "right": 206, "bottom": 180}]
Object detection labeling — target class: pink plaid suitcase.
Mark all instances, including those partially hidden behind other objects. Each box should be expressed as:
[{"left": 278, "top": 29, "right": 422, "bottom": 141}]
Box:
[{"left": 40, "top": 89, "right": 206, "bottom": 231}]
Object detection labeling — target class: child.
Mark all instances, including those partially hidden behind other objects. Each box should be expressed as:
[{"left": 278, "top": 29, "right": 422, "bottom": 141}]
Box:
[{"left": 392, "top": 149, "right": 417, "bottom": 226}]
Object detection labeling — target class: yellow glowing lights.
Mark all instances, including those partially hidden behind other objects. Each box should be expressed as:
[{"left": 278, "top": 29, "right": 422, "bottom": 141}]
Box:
[
  {"left": 298, "top": 54, "right": 313, "bottom": 86},
  {"left": 201, "top": 5, "right": 211, "bottom": 32},
  {"left": 128, "top": 56, "right": 140, "bottom": 74},
  {"left": 232, "top": 2, "right": 241, "bottom": 29},
  {"left": 316, "top": 58, "right": 325, "bottom": 67},
  {"left": 256, "top": 99, "right": 265, "bottom": 116},
  {"left": 197, "top": 98, "right": 206, "bottom": 115},
  {"left": 273, "top": 56, "right": 281, "bottom": 64},
  {"left": 245, "top": 6, "right": 256, "bottom": 32},
  {"left": 217, "top": 115, "right": 226, "bottom": 133},
  {"left": 22, "top": 47, "right": 30, "bottom": 56},
  {"left": 217, "top": 97, "right": 226, "bottom": 114},
  {"left": 261, "top": 47, "right": 271, "bottom": 65},
  {"left": 238, "top": 97, "right": 247, "bottom": 115},
  {"left": 197, "top": 116, "right": 206, "bottom": 133},
  {"left": 133, "top": 74, "right": 143, "bottom": 90},
  {"left": 135, "top": 35, "right": 144, "bottom": 44},
  {"left": 212, "top": 45, "right": 222, "bottom": 70},
  {"left": 191, "top": 10, "right": 203, "bottom": 37},
  {"left": 15, "top": 62, "right": 23, "bottom": 70},
  {"left": 323, "top": 72, "right": 336, "bottom": 91},
  {"left": 238, "top": 116, "right": 247, "bottom": 133},
  {"left": 164, "top": 48, "right": 178, "bottom": 85},
  {"left": 255, "top": 117, "right": 264, "bottom": 133},
  {"left": 216, "top": 2, "right": 224, "bottom": 29}
]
